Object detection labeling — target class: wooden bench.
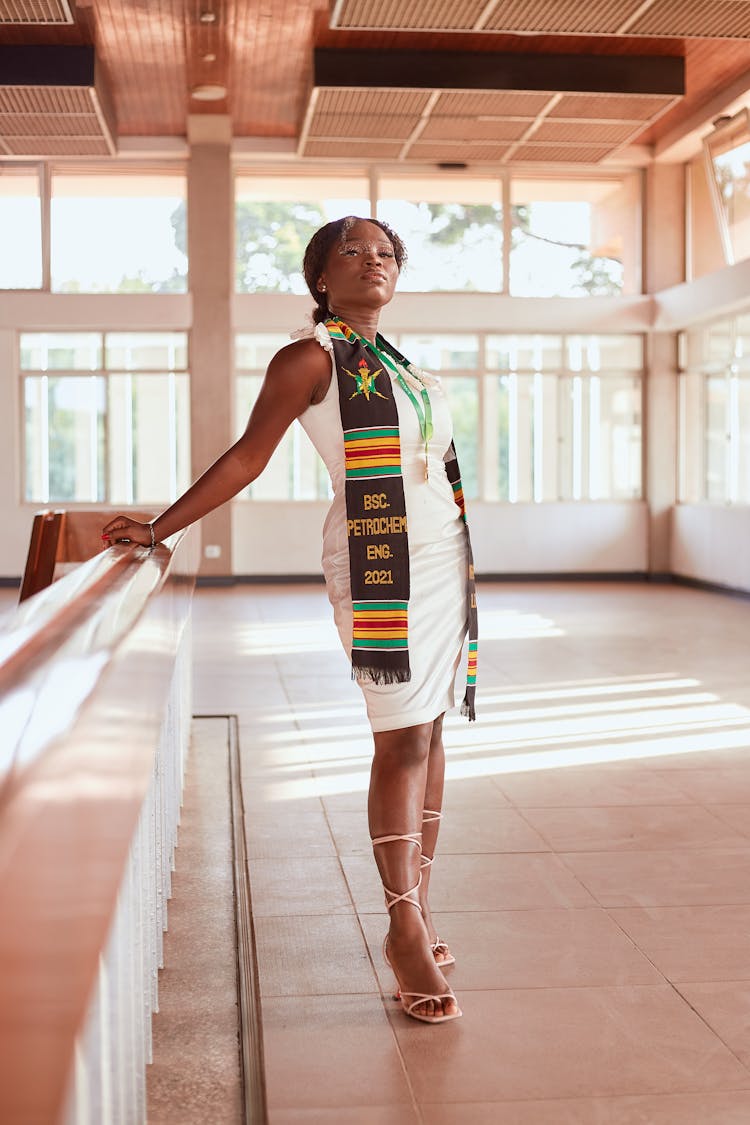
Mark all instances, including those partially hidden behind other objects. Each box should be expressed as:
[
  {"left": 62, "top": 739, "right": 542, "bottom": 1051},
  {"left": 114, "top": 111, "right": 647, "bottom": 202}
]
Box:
[{"left": 20, "top": 509, "right": 154, "bottom": 601}]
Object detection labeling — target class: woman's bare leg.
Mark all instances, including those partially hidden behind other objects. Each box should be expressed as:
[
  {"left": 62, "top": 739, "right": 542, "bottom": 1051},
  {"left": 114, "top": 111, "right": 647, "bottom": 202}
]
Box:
[
  {"left": 368, "top": 721, "right": 458, "bottom": 1020},
  {"left": 419, "top": 714, "right": 452, "bottom": 964}
]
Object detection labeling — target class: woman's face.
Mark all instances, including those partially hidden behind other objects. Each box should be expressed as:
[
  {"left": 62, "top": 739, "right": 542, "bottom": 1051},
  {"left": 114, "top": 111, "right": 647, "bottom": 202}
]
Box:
[{"left": 317, "top": 219, "right": 400, "bottom": 312}]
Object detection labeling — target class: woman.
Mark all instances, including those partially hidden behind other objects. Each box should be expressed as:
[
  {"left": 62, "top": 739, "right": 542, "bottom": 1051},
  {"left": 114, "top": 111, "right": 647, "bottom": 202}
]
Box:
[{"left": 103, "top": 216, "right": 477, "bottom": 1025}]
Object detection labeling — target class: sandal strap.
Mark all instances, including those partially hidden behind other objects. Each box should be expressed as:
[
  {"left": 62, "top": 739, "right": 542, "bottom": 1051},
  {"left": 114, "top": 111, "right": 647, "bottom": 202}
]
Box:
[
  {"left": 372, "top": 832, "right": 423, "bottom": 914},
  {"left": 382, "top": 873, "right": 423, "bottom": 913},
  {"left": 371, "top": 832, "right": 422, "bottom": 849},
  {"left": 420, "top": 811, "right": 442, "bottom": 867},
  {"left": 402, "top": 991, "right": 455, "bottom": 1015}
]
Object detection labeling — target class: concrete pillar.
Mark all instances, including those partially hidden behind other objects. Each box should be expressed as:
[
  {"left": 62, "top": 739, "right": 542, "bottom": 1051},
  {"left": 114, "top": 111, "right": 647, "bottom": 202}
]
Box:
[
  {"left": 187, "top": 116, "right": 233, "bottom": 576},
  {"left": 644, "top": 163, "right": 685, "bottom": 575}
]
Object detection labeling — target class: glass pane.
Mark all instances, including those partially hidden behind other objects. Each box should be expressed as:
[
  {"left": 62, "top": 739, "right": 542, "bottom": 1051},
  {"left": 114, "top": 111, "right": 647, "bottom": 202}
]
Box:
[
  {"left": 235, "top": 333, "right": 290, "bottom": 369},
  {"left": 105, "top": 332, "right": 188, "bottom": 371},
  {"left": 20, "top": 332, "right": 103, "bottom": 371},
  {"left": 377, "top": 198, "right": 502, "bottom": 293},
  {"left": 589, "top": 375, "right": 642, "bottom": 499},
  {"left": 704, "top": 110, "right": 750, "bottom": 264},
  {"left": 236, "top": 374, "right": 328, "bottom": 499},
  {"left": 108, "top": 374, "right": 190, "bottom": 505},
  {"left": 510, "top": 176, "right": 639, "bottom": 297},
  {"left": 487, "top": 375, "right": 510, "bottom": 501},
  {"left": 567, "top": 334, "right": 643, "bottom": 372},
  {"left": 0, "top": 172, "right": 42, "bottom": 289},
  {"left": 51, "top": 173, "right": 187, "bottom": 293},
  {"left": 398, "top": 334, "right": 479, "bottom": 371},
  {"left": 558, "top": 375, "right": 585, "bottom": 500},
  {"left": 24, "top": 376, "right": 105, "bottom": 502},
  {"left": 737, "top": 376, "right": 750, "bottom": 503},
  {"left": 441, "top": 376, "right": 479, "bottom": 499},
  {"left": 705, "top": 375, "right": 728, "bottom": 502},
  {"left": 235, "top": 176, "right": 370, "bottom": 294},
  {"left": 486, "top": 334, "right": 562, "bottom": 371}
]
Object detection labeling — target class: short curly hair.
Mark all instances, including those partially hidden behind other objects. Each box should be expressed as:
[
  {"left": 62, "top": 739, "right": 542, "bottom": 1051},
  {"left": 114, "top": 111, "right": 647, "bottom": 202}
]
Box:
[{"left": 302, "top": 215, "right": 407, "bottom": 324}]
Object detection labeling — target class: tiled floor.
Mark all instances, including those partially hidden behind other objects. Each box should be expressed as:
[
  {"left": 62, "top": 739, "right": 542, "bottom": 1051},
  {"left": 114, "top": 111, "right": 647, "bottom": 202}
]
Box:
[{"left": 192, "top": 580, "right": 750, "bottom": 1124}]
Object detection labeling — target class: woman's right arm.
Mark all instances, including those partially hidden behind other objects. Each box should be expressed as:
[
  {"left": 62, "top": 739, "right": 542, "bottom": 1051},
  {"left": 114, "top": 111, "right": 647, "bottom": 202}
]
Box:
[{"left": 102, "top": 338, "right": 331, "bottom": 546}]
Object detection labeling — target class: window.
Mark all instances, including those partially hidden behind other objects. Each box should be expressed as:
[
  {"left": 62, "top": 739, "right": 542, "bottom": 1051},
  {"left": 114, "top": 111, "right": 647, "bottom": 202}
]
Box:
[
  {"left": 487, "top": 333, "right": 643, "bottom": 501},
  {"left": 399, "top": 334, "right": 480, "bottom": 497},
  {"left": 679, "top": 314, "right": 750, "bottom": 505},
  {"left": 377, "top": 177, "right": 502, "bottom": 292},
  {"left": 21, "top": 332, "right": 190, "bottom": 504},
  {"left": 703, "top": 110, "right": 750, "bottom": 265},
  {"left": 0, "top": 168, "right": 42, "bottom": 289},
  {"left": 235, "top": 175, "right": 370, "bottom": 294},
  {"left": 509, "top": 175, "right": 640, "bottom": 297},
  {"left": 234, "top": 330, "right": 642, "bottom": 504},
  {"left": 51, "top": 173, "right": 187, "bottom": 293},
  {"left": 235, "top": 333, "right": 329, "bottom": 500}
]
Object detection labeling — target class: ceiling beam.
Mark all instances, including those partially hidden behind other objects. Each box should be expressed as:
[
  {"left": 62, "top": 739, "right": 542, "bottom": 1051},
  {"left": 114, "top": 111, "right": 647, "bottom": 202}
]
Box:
[
  {"left": 0, "top": 44, "right": 94, "bottom": 85},
  {"left": 313, "top": 48, "right": 685, "bottom": 96}
]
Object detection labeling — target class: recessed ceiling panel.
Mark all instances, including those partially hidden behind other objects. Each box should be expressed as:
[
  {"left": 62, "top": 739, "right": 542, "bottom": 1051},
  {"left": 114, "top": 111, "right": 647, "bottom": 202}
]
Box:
[
  {"left": 1, "top": 135, "right": 111, "bottom": 155},
  {"left": 512, "top": 142, "right": 617, "bottom": 162},
  {"left": 407, "top": 141, "right": 512, "bottom": 161},
  {"left": 309, "top": 113, "right": 418, "bottom": 139},
  {"left": 629, "top": 1, "right": 750, "bottom": 38},
  {"left": 550, "top": 93, "right": 678, "bottom": 120},
  {"left": 420, "top": 116, "right": 530, "bottom": 142},
  {"left": 0, "top": 0, "right": 72, "bottom": 23},
  {"left": 330, "top": 0, "right": 488, "bottom": 31},
  {"left": 315, "top": 88, "right": 431, "bottom": 117},
  {"left": 331, "top": 0, "right": 750, "bottom": 37},
  {"left": 433, "top": 91, "right": 553, "bottom": 117},
  {"left": 0, "top": 49, "right": 117, "bottom": 157},
  {"left": 483, "top": 0, "right": 647, "bottom": 34},
  {"left": 532, "top": 119, "right": 640, "bottom": 144},
  {"left": 304, "top": 139, "right": 404, "bottom": 158}
]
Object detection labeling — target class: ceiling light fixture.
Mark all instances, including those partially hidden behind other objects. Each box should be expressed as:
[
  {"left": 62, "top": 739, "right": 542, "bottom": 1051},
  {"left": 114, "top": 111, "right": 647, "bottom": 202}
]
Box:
[
  {"left": 191, "top": 83, "right": 227, "bottom": 101},
  {"left": 199, "top": 11, "right": 216, "bottom": 23}
]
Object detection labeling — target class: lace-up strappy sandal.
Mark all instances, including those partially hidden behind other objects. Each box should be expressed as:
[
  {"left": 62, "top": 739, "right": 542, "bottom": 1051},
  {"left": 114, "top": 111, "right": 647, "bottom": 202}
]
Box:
[
  {"left": 421, "top": 810, "right": 456, "bottom": 968},
  {"left": 372, "top": 831, "right": 462, "bottom": 1025}
]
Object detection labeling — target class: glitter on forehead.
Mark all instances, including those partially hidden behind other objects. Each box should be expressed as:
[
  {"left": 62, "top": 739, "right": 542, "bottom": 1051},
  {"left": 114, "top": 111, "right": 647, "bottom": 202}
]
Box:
[
  {"left": 338, "top": 215, "right": 391, "bottom": 246},
  {"left": 331, "top": 216, "right": 406, "bottom": 269}
]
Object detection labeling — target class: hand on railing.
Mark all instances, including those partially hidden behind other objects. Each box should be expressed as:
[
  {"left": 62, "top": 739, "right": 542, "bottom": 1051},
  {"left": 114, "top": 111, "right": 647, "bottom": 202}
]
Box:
[{"left": 101, "top": 516, "right": 154, "bottom": 548}]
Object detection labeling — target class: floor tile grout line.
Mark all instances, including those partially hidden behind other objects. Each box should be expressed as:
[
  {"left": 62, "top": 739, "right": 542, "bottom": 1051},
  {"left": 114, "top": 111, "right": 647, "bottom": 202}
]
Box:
[
  {"left": 667, "top": 980, "right": 750, "bottom": 1077},
  {"left": 320, "top": 798, "right": 426, "bottom": 1125},
  {"left": 260, "top": 668, "right": 425, "bottom": 1124}
]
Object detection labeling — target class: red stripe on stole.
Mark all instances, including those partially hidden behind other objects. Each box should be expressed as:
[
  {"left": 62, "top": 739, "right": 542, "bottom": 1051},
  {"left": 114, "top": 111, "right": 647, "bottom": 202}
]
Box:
[
  {"left": 354, "top": 620, "right": 407, "bottom": 631},
  {"left": 346, "top": 447, "right": 401, "bottom": 459}
]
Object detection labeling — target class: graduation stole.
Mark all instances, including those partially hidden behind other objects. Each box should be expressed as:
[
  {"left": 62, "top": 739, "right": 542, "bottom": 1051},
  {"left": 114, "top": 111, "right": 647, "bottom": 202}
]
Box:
[{"left": 326, "top": 317, "right": 478, "bottom": 720}]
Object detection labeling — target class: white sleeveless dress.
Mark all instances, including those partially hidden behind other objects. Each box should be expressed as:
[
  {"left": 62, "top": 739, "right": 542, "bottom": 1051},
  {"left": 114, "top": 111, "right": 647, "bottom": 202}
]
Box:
[{"left": 298, "top": 323, "right": 469, "bottom": 733}]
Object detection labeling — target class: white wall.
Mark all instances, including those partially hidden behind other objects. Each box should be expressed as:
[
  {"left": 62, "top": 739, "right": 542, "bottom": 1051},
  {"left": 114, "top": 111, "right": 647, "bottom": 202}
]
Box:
[
  {"left": 231, "top": 499, "right": 649, "bottom": 577},
  {"left": 671, "top": 504, "right": 750, "bottom": 593}
]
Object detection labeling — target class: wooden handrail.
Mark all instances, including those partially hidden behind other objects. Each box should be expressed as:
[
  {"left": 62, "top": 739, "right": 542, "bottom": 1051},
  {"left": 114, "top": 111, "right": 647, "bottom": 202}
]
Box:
[
  {"left": 0, "top": 525, "right": 201, "bottom": 1124},
  {"left": 19, "top": 508, "right": 155, "bottom": 602}
]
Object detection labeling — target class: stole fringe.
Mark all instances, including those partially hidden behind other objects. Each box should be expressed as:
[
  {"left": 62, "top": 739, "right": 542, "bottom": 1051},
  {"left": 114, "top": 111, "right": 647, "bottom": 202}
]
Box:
[
  {"left": 352, "top": 665, "right": 412, "bottom": 686},
  {"left": 460, "top": 693, "right": 476, "bottom": 722}
]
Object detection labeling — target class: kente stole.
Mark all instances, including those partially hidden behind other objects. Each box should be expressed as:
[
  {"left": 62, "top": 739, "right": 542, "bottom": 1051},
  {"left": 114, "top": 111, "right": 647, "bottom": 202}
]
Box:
[{"left": 326, "top": 318, "right": 478, "bottom": 721}]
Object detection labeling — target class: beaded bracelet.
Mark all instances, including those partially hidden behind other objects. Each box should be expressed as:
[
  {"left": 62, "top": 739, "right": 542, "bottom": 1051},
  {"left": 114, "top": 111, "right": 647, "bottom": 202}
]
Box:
[{"left": 149, "top": 523, "right": 156, "bottom": 550}]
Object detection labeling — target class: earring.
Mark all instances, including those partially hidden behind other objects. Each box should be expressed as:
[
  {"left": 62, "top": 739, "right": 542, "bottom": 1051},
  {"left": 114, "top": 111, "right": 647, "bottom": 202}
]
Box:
[{"left": 319, "top": 283, "right": 327, "bottom": 292}]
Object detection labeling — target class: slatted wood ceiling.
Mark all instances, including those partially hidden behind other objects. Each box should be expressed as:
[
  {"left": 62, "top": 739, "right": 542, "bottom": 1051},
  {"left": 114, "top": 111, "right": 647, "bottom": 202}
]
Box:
[{"left": 0, "top": 1, "right": 749, "bottom": 163}]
